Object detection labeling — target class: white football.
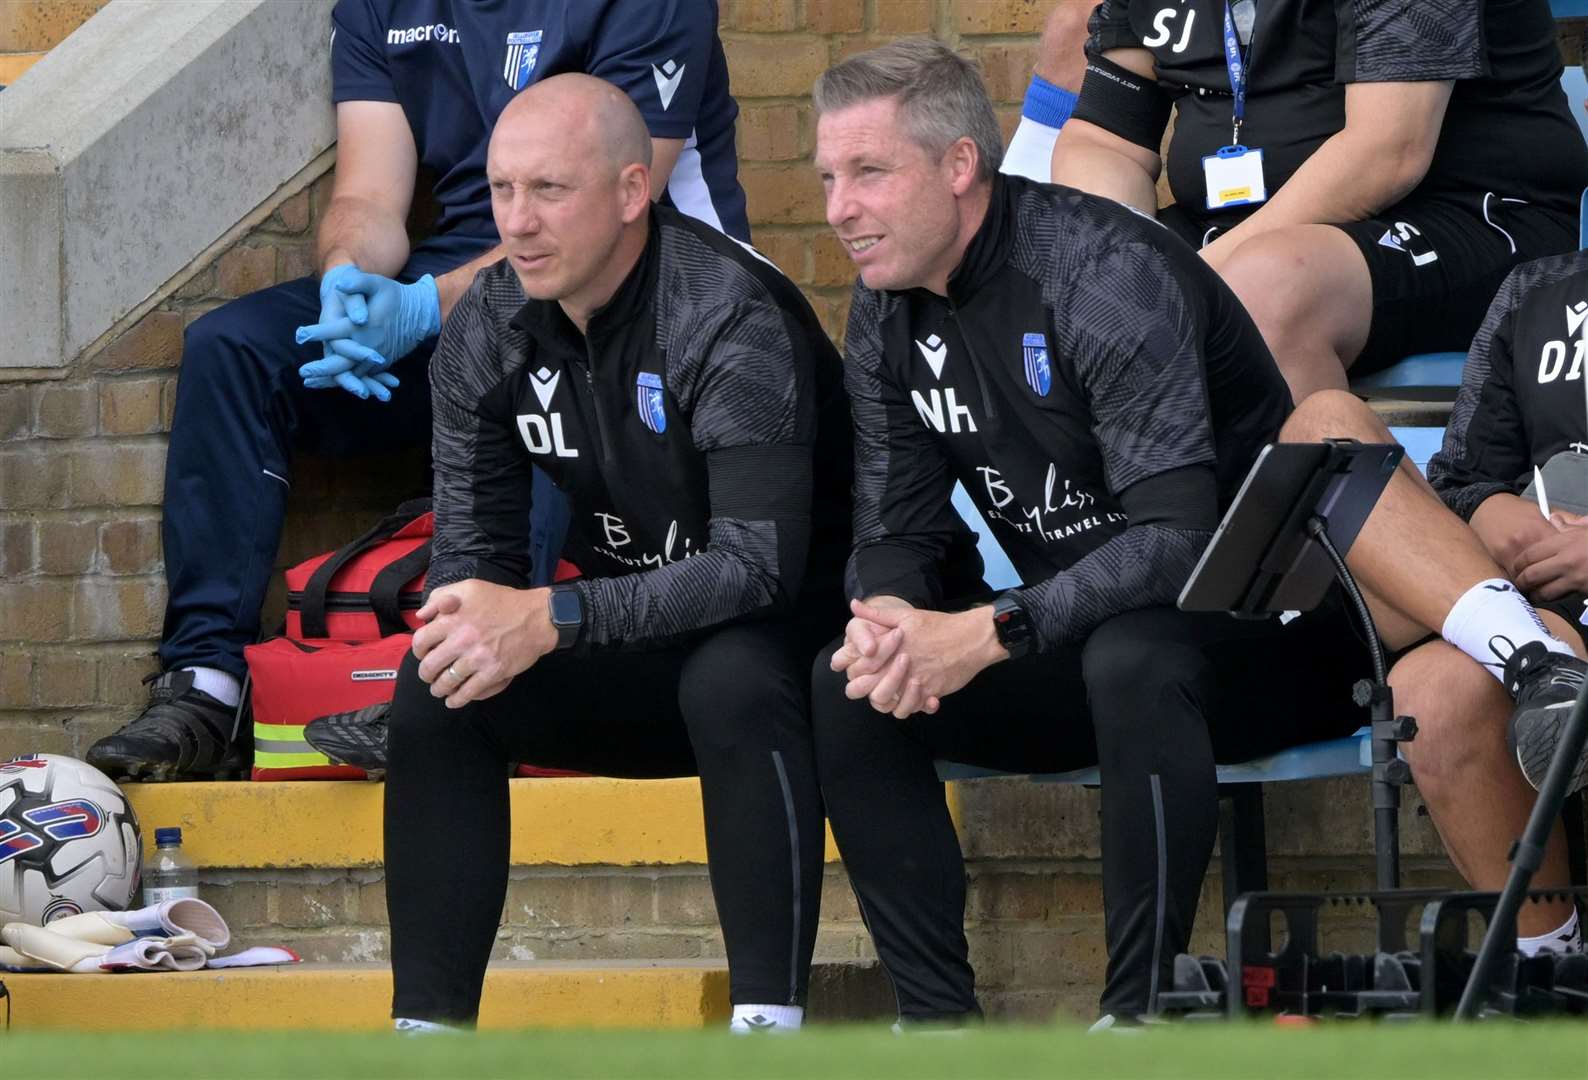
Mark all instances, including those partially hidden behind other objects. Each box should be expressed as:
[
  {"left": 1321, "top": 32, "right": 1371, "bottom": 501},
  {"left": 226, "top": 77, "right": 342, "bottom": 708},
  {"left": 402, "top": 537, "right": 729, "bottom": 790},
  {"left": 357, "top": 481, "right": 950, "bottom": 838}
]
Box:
[{"left": 0, "top": 753, "right": 142, "bottom": 925}]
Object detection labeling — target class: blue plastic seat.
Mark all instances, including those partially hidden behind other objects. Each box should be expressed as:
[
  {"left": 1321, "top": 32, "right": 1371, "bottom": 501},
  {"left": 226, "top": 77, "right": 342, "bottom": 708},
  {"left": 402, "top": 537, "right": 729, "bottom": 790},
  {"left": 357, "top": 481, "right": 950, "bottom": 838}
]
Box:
[
  {"left": 1350, "top": 351, "right": 1467, "bottom": 396},
  {"left": 936, "top": 727, "right": 1371, "bottom": 786}
]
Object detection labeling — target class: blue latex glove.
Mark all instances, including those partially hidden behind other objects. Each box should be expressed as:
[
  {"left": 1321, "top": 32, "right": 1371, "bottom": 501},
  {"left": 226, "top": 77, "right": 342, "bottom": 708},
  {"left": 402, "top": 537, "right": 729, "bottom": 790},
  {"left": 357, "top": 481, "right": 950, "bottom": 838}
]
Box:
[
  {"left": 295, "top": 270, "right": 441, "bottom": 401},
  {"left": 298, "top": 264, "right": 396, "bottom": 400}
]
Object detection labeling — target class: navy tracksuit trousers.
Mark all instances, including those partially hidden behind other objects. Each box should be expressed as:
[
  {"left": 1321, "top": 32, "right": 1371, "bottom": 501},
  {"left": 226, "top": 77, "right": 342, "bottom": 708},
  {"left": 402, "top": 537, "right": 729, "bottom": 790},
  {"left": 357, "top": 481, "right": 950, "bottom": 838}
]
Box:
[{"left": 159, "top": 235, "right": 570, "bottom": 679}]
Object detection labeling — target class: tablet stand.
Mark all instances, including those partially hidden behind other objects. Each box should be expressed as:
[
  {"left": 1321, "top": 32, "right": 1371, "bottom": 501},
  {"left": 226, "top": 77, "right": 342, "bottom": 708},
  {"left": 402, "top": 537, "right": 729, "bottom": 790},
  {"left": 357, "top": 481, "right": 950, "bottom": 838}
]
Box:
[{"left": 1178, "top": 439, "right": 1411, "bottom": 890}]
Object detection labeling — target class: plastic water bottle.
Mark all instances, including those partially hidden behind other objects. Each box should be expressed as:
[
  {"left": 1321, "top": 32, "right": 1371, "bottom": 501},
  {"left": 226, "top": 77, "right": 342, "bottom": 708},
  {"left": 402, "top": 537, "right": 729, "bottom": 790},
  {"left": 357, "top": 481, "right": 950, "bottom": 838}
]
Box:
[{"left": 142, "top": 827, "right": 199, "bottom": 905}]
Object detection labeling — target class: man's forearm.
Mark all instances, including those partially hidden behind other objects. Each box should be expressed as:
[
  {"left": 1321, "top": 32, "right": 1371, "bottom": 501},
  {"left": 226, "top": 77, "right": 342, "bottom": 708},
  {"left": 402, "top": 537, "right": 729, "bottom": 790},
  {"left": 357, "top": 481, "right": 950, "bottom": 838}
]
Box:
[
  {"left": 1050, "top": 136, "right": 1159, "bottom": 215},
  {"left": 317, "top": 194, "right": 412, "bottom": 279},
  {"left": 1201, "top": 130, "right": 1424, "bottom": 267},
  {"left": 435, "top": 245, "right": 505, "bottom": 320},
  {"left": 1470, "top": 492, "right": 1556, "bottom": 574}
]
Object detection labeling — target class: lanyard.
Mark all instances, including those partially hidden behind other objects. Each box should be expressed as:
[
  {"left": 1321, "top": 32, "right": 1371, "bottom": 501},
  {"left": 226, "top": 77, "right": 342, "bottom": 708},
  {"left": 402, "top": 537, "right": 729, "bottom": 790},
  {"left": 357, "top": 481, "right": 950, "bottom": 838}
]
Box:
[{"left": 1222, "top": 0, "right": 1254, "bottom": 146}]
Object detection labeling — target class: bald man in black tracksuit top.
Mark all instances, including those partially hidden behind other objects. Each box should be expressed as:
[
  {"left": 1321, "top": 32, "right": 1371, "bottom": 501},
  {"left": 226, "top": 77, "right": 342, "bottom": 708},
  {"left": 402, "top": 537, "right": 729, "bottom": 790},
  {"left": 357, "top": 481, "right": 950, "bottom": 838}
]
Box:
[{"left": 380, "top": 79, "right": 851, "bottom": 1031}]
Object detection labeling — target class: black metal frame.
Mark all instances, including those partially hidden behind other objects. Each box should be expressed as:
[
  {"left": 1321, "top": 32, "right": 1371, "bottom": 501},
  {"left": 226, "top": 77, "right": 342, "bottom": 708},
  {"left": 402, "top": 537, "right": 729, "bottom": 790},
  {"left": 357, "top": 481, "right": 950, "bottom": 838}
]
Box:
[
  {"left": 1454, "top": 675, "right": 1588, "bottom": 1018},
  {"left": 1159, "top": 885, "right": 1588, "bottom": 1019}
]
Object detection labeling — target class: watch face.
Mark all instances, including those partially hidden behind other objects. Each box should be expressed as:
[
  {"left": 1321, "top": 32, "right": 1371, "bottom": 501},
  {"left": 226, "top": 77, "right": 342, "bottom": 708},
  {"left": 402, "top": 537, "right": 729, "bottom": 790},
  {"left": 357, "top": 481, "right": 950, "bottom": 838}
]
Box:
[
  {"left": 550, "top": 588, "right": 582, "bottom": 626},
  {"left": 993, "top": 597, "right": 1029, "bottom": 656}
]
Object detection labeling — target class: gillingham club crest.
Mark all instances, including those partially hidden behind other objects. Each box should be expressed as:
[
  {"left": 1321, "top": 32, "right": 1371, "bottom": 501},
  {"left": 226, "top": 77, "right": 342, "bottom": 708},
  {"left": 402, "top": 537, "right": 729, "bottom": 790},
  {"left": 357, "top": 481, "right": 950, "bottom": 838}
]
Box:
[
  {"left": 504, "top": 30, "right": 542, "bottom": 90},
  {"left": 1022, "top": 332, "right": 1051, "bottom": 397},
  {"left": 637, "top": 372, "right": 667, "bottom": 434}
]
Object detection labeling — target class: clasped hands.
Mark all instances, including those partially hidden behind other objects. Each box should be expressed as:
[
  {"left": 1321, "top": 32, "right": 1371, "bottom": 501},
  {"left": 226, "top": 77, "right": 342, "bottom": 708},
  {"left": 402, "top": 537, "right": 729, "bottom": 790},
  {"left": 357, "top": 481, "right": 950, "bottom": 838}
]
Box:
[
  {"left": 294, "top": 264, "right": 442, "bottom": 401},
  {"left": 412, "top": 580, "right": 559, "bottom": 709},
  {"left": 829, "top": 598, "right": 1007, "bottom": 720}
]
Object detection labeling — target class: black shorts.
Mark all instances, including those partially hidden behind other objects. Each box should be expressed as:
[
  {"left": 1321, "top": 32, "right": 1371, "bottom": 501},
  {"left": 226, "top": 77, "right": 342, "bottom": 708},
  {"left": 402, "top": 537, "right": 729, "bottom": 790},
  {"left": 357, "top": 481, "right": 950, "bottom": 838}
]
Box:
[
  {"left": 1161, "top": 191, "right": 1580, "bottom": 375},
  {"left": 1536, "top": 594, "right": 1588, "bottom": 650}
]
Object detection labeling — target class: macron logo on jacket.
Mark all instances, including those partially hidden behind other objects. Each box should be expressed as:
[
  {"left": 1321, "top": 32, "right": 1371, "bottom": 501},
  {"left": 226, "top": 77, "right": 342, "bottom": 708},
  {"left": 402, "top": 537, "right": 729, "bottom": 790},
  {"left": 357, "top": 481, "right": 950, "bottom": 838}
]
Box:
[
  {"left": 386, "top": 23, "right": 460, "bottom": 45},
  {"left": 530, "top": 366, "right": 561, "bottom": 411},
  {"left": 1566, "top": 301, "right": 1588, "bottom": 340},
  {"left": 652, "top": 59, "right": 686, "bottom": 109},
  {"left": 915, "top": 335, "right": 947, "bottom": 380}
]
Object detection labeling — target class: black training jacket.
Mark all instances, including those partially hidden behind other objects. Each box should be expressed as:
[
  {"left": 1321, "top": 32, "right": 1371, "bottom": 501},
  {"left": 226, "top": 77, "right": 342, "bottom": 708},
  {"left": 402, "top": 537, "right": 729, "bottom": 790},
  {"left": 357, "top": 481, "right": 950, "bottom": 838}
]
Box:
[
  {"left": 1430, "top": 249, "right": 1588, "bottom": 520},
  {"left": 844, "top": 174, "right": 1291, "bottom": 650},
  {"left": 426, "top": 205, "right": 852, "bottom": 649}
]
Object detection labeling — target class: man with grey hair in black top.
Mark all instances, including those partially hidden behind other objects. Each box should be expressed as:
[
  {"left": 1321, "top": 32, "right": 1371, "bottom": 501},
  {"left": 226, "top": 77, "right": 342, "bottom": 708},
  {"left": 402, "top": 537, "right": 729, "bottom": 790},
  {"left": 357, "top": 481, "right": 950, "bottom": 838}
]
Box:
[
  {"left": 376, "top": 75, "right": 852, "bottom": 1035},
  {"left": 808, "top": 37, "right": 1588, "bottom": 1025}
]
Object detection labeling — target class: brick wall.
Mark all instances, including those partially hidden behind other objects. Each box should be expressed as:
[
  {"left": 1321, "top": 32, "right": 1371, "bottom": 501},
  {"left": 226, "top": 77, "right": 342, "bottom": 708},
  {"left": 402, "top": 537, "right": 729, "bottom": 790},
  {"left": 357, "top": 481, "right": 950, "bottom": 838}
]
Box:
[
  {"left": 723, "top": 0, "right": 1049, "bottom": 339},
  {"left": 0, "top": 165, "right": 428, "bottom": 758},
  {"left": 0, "top": 0, "right": 108, "bottom": 86},
  {"left": 195, "top": 776, "right": 1458, "bottom": 1021}
]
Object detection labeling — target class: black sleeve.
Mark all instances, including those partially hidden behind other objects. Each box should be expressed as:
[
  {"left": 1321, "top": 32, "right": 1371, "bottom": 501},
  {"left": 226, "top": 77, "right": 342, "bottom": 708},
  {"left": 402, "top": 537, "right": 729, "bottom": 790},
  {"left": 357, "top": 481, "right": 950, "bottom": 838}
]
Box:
[
  {"left": 842, "top": 283, "right": 975, "bottom": 608},
  {"left": 1086, "top": 0, "right": 1142, "bottom": 56},
  {"left": 1428, "top": 267, "right": 1529, "bottom": 521},
  {"left": 1012, "top": 467, "right": 1217, "bottom": 649},
  {"left": 1334, "top": 0, "right": 1484, "bottom": 85},
  {"left": 574, "top": 301, "right": 816, "bottom": 647},
  {"left": 426, "top": 272, "right": 535, "bottom": 593},
  {"left": 1010, "top": 240, "right": 1222, "bottom": 648},
  {"left": 1067, "top": 241, "right": 1219, "bottom": 492},
  {"left": 1072, "top": 53, "right": 1173, "bottom": 153}
]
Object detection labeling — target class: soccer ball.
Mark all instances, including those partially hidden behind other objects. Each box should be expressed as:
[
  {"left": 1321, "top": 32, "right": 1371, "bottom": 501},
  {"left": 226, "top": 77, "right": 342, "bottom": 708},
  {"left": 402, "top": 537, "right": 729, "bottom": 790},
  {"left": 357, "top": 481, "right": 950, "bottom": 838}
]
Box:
[{"left": 0, "top": 753, "right": 141, "bottom": 925}]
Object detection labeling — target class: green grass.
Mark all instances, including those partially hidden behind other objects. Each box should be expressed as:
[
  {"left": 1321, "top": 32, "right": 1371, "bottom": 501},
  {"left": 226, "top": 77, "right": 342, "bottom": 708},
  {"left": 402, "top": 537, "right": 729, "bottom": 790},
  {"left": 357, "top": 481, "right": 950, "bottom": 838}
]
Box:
[{"left": 0, "top": 1024, "right": 1584, "bottom": 1080}]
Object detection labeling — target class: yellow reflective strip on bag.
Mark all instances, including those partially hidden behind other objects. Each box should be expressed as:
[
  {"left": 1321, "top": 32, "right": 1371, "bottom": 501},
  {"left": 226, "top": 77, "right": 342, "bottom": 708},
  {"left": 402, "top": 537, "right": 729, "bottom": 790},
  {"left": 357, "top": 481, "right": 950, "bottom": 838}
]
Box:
[
  {"left": 252, "top": 749, "right": 333, "bottom": 769},
  {"left": 254, "top": 723, "right": 307, "bottom": 741}
]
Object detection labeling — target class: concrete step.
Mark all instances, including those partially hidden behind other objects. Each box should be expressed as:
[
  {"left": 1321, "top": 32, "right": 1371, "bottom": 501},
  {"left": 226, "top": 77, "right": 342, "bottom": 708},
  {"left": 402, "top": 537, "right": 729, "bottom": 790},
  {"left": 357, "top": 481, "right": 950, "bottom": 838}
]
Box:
[
  {"left": 113, "top": 779, "right": 890, "bottom": 978},
  {"left": 2, "top": 960, "right": 729, "bottom": 1030},
  {"left": 0, "top": 50, "right": 44, "bottom": 85},
  {"left": 123, "top": 777, "right": 847, "bottom": 870}
]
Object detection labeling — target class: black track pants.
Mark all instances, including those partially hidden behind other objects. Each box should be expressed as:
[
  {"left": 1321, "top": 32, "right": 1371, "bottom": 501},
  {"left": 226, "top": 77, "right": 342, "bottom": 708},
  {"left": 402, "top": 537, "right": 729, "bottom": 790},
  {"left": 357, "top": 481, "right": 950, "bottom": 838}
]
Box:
[
  {"left": 811, "top": 602, "right": 1365, "bottom": 1021},
  {"left": 385, "top": 620, "right": 827, "bottom": 1023}
]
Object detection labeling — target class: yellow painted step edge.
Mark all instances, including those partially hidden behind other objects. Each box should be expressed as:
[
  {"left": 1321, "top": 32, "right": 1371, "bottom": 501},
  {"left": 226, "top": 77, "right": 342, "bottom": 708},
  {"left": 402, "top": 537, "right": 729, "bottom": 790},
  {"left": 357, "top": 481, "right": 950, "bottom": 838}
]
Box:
[
  {"left": 2, "top": 961, "right": 730, "bottom": 1031},
  {"left": 126, "top": 777, "right": 881, "bottom": 870}
]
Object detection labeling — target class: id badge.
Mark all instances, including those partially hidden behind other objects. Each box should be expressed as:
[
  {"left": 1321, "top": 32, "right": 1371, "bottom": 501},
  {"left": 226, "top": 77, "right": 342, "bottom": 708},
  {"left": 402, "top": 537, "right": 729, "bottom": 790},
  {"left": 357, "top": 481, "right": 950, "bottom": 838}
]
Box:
[{"left": 1202, "top": 145, "right": 1267, "bottom": 210}]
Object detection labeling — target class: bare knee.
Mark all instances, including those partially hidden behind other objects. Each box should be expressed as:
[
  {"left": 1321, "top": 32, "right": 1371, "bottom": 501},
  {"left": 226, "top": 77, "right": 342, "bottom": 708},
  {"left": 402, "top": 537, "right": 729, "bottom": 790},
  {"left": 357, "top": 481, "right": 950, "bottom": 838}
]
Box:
[
  {"left": 1279, "top": 388, "right": 1385, "bottom": 443},
  {"left": 1218, "top": 235, "right": 1320, "bottom": 344},
  {"left": 1218, "top": 229, "right": 1372, "bottom": 398}
]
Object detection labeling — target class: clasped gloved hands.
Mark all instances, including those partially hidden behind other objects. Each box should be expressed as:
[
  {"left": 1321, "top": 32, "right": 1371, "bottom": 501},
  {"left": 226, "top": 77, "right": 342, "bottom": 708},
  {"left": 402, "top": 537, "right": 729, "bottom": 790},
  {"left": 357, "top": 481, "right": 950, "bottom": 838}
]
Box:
[{"left": 295, "top": 264, "right": 441, "bottom": 401}]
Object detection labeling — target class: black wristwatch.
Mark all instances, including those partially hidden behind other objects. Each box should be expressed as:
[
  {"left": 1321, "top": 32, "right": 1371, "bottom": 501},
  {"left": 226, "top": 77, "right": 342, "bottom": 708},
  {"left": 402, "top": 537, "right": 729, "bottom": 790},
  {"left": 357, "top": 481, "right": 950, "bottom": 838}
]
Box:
[
  {"left": 991, "top": 593, "right": 1033, "bottom": 660},
  {"left": 548, "top": 584, "right": 584, "bottom": 651}
]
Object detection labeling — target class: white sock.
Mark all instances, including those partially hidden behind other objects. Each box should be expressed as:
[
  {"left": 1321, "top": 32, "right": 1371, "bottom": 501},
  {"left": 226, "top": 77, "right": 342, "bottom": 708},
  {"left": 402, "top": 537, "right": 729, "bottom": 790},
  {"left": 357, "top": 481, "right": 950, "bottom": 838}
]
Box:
[
  {"left": 1439, "top": 580, "right": 1573, "bottom": 684},
  {"left": 184, "top": 666, "right": 241, "bottom": 707},
  {"left": 394, "top": 1017, "right": 460, "bottom": 1034},
  {"left": 1518, "top": 909, "right": 1583, "bottom": 957},
  {"left": 729, "top": 1003, "right": 803, "bottom": 1033},
  {"left": 1001, "top": 116, "right": 1062, "bottom": 182},
  {"left": 999, "top": 74, "right": 1077, "bottom": 182}
]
